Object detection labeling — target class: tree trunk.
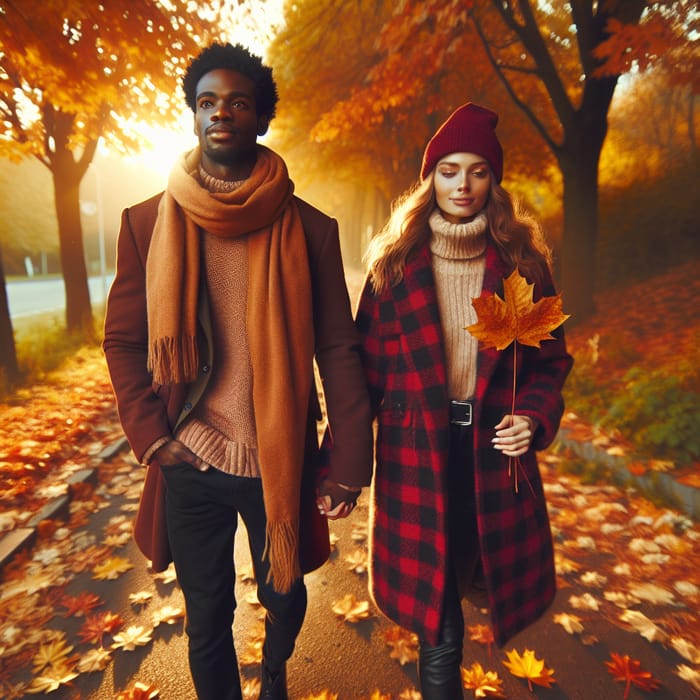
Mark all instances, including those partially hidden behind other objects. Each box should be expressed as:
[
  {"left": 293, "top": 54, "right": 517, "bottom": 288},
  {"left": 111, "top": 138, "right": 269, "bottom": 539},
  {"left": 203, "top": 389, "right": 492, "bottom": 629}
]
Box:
[
  {"left": 52, "top": 155, "right": 93, "bottom": 336},
  {"left": 559, "top": 146, "right": 600, "bottom": 323},
  {"left": 0, "top": 243, "right": 19, "bottom": 385}
]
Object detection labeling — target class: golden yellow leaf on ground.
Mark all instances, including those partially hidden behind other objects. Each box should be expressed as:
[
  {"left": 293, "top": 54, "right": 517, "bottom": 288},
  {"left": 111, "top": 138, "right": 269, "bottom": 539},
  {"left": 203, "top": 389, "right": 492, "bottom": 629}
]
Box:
[
  {"left": 25, "top": 663, "right": 79, "bottom": 694},
  {"left": 152, "top": 604, "right": 185, "bottom": 626},
  {"left": 77, "top": 646, "right": 113, "bottom": 673},
  {"left": 331, "top": 593, "right": 371, "bottom": 623},
  {"left": 32, "top": 638, "right": 73, "bottom": 672},
  {"left": 111, "top": 625, "right": 153, "bottom": 651},
  {"left": 466, "top": 268, "right": 569, "bottom": 350},
  {"left": 503, "top": 648, "right": 556, "bottom": 690},
  {"left": 92, "top": 556, "right": 133, "bottom": 580},
  {"left": 461, "top": 661, "right": 506, "bottom": 698},
  {"left": 553, "top": 612, "right": 584, "bottom": 635}
]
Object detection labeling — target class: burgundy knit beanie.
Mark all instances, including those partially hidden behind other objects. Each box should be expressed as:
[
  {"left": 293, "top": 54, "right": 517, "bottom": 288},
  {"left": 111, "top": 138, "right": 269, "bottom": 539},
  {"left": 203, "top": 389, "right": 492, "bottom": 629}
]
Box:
[{"left": 421, "top": 102, "right": 503, "bottom": 182}]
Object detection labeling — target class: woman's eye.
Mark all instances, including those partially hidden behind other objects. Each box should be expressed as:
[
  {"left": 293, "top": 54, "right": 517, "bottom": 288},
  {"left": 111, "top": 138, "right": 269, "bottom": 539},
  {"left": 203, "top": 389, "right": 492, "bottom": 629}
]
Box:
[
  {"left": 439, "top": 170, "right": 456, "bottom": 178},
  {"left": 471, "top": 169, "right": 488, "bottom": 178}
]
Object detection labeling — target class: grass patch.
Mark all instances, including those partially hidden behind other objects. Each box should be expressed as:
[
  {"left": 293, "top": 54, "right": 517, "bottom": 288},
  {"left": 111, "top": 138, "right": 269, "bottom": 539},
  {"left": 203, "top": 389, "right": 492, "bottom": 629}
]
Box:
[{"left": 0, "top": 309, "right": 104, "bottom": 401}]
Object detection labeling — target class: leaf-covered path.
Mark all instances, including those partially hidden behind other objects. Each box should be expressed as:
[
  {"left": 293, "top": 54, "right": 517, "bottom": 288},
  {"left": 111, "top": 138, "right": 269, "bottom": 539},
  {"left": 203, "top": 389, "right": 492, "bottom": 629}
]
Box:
[{"left": 1, "top": 260, "right": 698, "bottom": 699}]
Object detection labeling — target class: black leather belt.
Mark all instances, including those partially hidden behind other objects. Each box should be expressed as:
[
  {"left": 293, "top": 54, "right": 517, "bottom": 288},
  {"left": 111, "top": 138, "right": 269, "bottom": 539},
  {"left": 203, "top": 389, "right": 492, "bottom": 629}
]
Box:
[{"left": 450, "top": 399, "right": 474, "bottom": 426}]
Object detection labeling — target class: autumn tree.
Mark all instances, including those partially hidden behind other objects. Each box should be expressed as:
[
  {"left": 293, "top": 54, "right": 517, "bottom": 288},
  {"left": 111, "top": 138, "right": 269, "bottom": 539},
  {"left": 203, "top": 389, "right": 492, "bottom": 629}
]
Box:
[
  {"left": 312, "top": 1, "right": 694, "bottom": 322},
  {"left": 0, "top": 0, "right": 228, "bottom": 339}
]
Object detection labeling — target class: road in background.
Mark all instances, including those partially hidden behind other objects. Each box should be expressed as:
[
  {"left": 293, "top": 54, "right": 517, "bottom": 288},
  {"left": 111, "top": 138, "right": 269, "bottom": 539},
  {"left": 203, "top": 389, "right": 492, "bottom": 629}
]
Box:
[{"left": 6, "top": 275, "right": 114, "bottom": 320}]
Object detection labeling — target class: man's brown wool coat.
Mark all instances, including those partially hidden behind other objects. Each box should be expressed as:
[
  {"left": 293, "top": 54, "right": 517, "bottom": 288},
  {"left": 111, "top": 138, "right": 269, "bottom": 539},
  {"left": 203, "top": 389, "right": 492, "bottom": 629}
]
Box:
[
  {"left": 103, "top": 192, "right": 373, "bottom": 577},
  {"left": 356, "top": 241, "right": 573, "bottom": 646}
]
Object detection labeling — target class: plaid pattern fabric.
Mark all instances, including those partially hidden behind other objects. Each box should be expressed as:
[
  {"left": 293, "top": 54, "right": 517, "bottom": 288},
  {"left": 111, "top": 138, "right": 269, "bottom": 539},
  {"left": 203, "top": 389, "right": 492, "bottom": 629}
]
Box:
[{"left": 357, "top": 242, "right": 573, "bottom": 646}]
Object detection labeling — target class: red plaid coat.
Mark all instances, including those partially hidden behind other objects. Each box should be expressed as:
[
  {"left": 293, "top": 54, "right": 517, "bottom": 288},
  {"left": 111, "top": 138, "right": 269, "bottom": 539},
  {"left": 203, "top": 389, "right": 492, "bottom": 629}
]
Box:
[{"left": 356, "top": 240, "right": 573, "bottom": 646}]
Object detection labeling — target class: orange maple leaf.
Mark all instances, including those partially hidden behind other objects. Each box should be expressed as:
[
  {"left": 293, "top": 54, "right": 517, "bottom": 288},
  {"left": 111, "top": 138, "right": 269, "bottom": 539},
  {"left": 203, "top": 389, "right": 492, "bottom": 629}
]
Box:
[
  {"left": 60, "top": 591, "right": 103, "bottom": 618},
  {"left": 503, "top": 648, "right": 556, "bottom": 691},
  {"left": 468, "top": 623, "right": 495, "bottom": 656},
  {"left": 466, "top": 268, "right": 569, "bottom": 350},
  {"left": 605, "top": 652, "right": 661, "bottom": 699},
  {"left": 78, "top": 611, "right": 124, "bottom": 645}
]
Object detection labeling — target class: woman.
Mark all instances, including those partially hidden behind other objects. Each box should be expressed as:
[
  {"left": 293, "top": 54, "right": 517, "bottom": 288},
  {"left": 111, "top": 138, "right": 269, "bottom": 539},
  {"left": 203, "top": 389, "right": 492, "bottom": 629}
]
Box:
[{"left": 355, "top": 103, "right": 573, "bottom": 698}]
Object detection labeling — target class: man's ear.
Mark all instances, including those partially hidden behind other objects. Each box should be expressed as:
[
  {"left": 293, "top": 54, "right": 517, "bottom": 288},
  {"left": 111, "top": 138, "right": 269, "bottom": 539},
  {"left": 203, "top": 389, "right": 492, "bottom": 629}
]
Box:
[{"left": 257, "top": 115, "right": 270, "bottom": 136}]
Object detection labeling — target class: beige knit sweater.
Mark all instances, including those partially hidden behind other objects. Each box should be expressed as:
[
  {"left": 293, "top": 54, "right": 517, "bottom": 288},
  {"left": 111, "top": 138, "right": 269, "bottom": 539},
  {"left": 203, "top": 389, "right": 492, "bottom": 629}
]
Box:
[{"left": 429, "top": 209, "right": 488, "bottom": 401}]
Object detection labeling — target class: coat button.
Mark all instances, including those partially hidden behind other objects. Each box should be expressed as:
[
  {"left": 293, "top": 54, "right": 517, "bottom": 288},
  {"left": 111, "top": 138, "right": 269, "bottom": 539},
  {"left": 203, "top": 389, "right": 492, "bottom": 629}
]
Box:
[
  {"left": 183, "top": 402, "right": 192, "bottom": 411},
  {"left": 202, "top": 364, "right": 210, "bottom": 373}
]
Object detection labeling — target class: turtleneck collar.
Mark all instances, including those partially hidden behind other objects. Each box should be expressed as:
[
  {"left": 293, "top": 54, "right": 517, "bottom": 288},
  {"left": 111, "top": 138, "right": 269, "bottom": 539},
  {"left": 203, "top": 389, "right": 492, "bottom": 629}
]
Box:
[
  {"left": 198, "top": 164, "right": 246, "bottom": 193},
  {"left": 429, "top": 209, "right": 488, "bottom": 261}
]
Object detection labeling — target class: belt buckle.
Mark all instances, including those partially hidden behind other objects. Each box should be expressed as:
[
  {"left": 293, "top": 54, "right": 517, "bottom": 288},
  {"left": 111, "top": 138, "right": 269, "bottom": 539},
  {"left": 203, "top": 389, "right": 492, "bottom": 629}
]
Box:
[{"left": 451, "top": 400, "right": 473, "bottom": 426}]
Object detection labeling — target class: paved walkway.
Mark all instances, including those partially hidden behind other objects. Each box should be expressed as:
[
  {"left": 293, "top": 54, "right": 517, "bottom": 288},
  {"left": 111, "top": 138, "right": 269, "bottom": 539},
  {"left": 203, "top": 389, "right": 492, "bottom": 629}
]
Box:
[{"left": 1, "top": 428, "right": 698, "bottom": 699}]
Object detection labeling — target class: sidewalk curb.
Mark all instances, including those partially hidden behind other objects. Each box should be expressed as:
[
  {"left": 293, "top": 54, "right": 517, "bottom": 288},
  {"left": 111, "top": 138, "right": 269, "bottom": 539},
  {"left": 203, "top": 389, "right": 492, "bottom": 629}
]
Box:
[
  {"left": 556, "top": 428, "right": 699, "bottom": 520},
  {"left": 0, "top": 436, "right": 130, "bottom": 572}
]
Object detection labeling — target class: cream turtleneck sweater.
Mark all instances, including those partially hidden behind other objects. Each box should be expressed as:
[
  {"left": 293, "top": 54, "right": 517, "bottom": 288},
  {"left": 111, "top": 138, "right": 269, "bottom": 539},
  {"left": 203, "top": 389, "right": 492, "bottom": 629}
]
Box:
[{"left": 429, "top": 209, "right": 488, "bottom": 400}]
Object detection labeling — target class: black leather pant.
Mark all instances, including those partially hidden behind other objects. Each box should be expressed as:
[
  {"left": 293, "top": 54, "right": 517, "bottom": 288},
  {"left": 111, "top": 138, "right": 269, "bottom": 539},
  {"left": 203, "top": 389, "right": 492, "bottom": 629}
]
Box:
[
  {"left": 418, "top": 422, "right": 478, "bottom": 699},
  {"left": 418, "top": 573, "right": 465, "bottom": 699}
]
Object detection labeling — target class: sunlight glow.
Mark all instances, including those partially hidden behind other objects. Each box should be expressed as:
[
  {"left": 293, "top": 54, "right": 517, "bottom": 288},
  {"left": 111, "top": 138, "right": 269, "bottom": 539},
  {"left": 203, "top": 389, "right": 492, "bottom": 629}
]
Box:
[{"left": 120, "top": 0, "right": 286, "bottom": 180}]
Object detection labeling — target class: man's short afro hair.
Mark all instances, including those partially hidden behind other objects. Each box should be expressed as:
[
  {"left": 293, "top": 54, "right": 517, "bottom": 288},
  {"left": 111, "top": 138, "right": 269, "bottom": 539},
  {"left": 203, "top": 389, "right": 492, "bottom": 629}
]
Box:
[{"left": 182, "top": 42, "right": 278, "bottom": 120}]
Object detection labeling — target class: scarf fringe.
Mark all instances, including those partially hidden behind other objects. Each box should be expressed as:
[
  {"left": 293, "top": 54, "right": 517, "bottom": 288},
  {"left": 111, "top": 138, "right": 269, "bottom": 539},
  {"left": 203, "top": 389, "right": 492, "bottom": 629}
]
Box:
[
  {"left": 148, "top": 335, "right": 199, "bottom": 385},
  {"left": 264, "top": 519, "right": 301, "bottom": 594}
]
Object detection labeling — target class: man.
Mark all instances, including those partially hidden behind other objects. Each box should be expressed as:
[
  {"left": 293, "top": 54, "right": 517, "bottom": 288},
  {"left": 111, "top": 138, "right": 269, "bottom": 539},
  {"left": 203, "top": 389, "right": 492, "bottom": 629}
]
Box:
[{"left": 103, "top": 42, "right": 373, "bottom": 700}]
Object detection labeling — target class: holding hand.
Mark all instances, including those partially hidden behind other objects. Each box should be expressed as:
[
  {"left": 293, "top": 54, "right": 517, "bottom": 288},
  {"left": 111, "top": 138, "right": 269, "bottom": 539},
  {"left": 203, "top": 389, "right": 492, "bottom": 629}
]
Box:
[
  {"left": 316, "top": 479, "right": 361, "bottom": 520},
  {"left": 492, "top": 415, "right": 536, "bottom": 458}
]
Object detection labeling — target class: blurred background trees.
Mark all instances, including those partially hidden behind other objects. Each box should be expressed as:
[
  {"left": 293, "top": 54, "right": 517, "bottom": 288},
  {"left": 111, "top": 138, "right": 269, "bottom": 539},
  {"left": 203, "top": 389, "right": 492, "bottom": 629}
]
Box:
[
  {"left": 0, "top": 0, "right": 697, "bottom": 385},
  {"left": 0, "top": 0, "right": 228, "bottom": 336},
  {"left": 269, "top": 0, "right": 697, "bottom": 322}
]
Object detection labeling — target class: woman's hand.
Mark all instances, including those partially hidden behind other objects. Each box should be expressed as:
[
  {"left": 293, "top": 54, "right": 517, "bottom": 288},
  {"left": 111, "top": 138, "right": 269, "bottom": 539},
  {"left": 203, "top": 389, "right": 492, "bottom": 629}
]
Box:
[
  {"left": 492, "top": 415, "right": 536, "bottom": 457},
  {"left": 153, "top": 439, "right": 210, "bottom": 472},
  {"left": 316, "top": 479, "right": 361, "bottom": 520}
]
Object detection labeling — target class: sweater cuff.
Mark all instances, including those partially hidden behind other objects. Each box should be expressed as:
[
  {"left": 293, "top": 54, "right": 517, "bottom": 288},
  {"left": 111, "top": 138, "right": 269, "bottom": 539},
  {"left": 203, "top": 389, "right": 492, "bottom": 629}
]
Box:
[{"left": 141, "top": 436, "right": 171, "bottom": 466}]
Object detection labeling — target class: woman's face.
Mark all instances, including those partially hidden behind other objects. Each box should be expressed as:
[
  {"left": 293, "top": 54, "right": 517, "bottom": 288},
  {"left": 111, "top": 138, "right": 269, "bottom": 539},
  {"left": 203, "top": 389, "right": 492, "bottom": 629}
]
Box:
[{"left": 433, "top": 152, "right": 491, "bottom": 224}]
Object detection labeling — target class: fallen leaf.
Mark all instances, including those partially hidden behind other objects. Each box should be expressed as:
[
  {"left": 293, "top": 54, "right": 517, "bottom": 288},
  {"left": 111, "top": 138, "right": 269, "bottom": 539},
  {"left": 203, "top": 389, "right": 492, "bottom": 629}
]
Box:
[
  {"left": 25, "top": 663, "right": 79, "bottom": 694},
  {"left": 331, "top": 594, "right": 371, "bottom": 623},
  {"left": 92, "top": 556, "right": 134, "bottom": 580},
  {"left": 605, "top": 652, "right": 661, "bottom": 698},
  {"left": 675, "top": 664, "right": 700, "bottom": 694},
  {"left": 60, "top": 591, "right": 103, "bottom": 618},
  {"left": 32, "top": 638, "right": 73, "bottom": 673},
  {"left": 553, "top": 612, "right": 584, "bottom": 635},
  {"left": 383, "top": 625, "right": 419, "bottom": 665},
  {"left": 78, "top": 611, "right": 125, "bottom": 645},
  {"left": 502, "top": 648, "right": 556, "bottom": 690},
  {"left": 620, "top": 610, "right": 667, "bottom": 643},
  {"left": 468, "top": 624, "right": 495, "bottom": 655},
  {"left": 152, "top": 604, "right": 185, "bottom": 627},
  {"left": 115, "top": 680, "right": 160, "bottom": 699},
  {"left": 461, "top": 661, "right": 506, "bottom": 698},
  {"left": 77, "top": 646, "right": 113, "bottom": 672},
  {"left": 345, "top": 549, "right": 368, "bottom": 574},
  {"left": 111, "top": 625, "right": 153, "bottom": 651}
]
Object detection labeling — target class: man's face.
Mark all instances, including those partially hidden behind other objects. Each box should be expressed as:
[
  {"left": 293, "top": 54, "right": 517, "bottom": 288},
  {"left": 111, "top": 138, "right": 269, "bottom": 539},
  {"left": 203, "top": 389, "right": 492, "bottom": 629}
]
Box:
[{"left": 193, "top": 68, "right": 269, "bottom": 175}]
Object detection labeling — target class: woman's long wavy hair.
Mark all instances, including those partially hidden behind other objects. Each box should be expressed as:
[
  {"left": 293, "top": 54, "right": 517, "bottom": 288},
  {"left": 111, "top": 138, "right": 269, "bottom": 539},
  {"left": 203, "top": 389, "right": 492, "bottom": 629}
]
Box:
[{"left": 366, "top": 169, "right": 553, "bottom": 293}]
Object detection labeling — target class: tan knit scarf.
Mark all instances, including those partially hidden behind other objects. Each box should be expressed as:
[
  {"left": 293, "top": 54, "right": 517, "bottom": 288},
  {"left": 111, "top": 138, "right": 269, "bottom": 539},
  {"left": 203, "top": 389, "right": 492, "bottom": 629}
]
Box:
[{"left": 146, "top": 145, "right": 314, "bottom": 592}]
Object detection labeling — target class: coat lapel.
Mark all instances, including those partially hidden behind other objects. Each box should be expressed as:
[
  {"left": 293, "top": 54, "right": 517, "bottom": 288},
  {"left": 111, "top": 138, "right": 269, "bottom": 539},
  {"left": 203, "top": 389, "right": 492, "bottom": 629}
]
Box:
[
  {"left": 394, "top": 245, "right": 448, "bottom": 412},
  {"left": 474, "top": 244, "right": 511, "bottom": 403}
]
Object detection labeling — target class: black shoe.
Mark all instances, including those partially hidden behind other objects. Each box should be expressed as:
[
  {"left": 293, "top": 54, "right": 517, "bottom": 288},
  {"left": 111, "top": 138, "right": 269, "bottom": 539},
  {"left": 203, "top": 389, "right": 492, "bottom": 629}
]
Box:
[{"left": 259, "top": 662, "right": 288, "bottom": 700}]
